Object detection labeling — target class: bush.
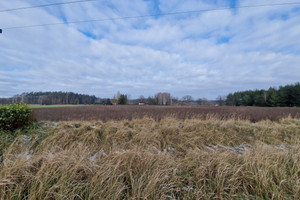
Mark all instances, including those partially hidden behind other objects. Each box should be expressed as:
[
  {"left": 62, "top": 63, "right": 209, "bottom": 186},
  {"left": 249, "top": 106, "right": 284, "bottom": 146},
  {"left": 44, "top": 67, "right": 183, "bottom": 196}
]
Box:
[{"left": 0, "top": 103, "right": 33, "bottom": 131}]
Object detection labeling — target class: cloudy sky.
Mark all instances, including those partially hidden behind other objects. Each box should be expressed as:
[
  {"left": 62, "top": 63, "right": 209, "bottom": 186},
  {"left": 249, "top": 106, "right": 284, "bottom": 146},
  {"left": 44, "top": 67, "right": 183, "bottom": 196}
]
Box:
[{"left": 1, "top": 0, "right": 300, "bottom": 99}]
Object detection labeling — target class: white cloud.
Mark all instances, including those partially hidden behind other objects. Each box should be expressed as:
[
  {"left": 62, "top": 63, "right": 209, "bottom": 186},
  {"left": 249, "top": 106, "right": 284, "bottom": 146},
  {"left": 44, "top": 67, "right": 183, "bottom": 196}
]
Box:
[{"left": 0, "top": 0, "right": 299, "bottom": 99}]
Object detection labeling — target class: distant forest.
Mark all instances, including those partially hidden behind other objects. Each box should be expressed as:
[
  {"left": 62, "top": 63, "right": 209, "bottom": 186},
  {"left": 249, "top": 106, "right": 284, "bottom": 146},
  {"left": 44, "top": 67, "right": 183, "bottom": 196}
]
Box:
[
  {"left": 0, "top": 92, "right": 97, "bottom": 105},
  {"left": 226, "top": 83, "right": 300, "bottom": 107}
]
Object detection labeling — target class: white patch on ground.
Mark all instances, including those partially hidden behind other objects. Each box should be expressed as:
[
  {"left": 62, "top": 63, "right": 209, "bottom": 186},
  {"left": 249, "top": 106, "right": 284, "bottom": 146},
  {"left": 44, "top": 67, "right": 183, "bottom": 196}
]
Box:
[
  {"left": 89, "top": 150, "right": 107, "bottom": 162},
  {"left": 17, "top": 150, "right": 33, "bottom": 160},
  {"left": 114, "top": 149, "right": 127, "bottom": 154},
  {"left": 22, "top": 136, "right": 32, "bottom": 144},
  {"left": 42, "top": 122, "right": 59, "bottom": 128},
  {"left": 167, "top": 147, "right": 176, "bottom": 152},
  {"left": 206, "top": 144, "right": 251, "bottom": 154},
  {"left": 152, "top": 146, "right": 177, "bottom": 155},
  {"left": 274, "top": 144, "right": 290, "bottom": 151},
  {"left": 182, "top": 185, "right": 197, "bottom": 192},
  {"left": 205, "top": 144, "right": 292, "bottom": 154}
]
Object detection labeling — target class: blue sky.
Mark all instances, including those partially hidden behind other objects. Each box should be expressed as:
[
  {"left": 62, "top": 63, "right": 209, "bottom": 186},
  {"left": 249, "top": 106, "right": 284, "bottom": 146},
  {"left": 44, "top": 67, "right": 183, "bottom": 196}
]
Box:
[{"left": 0, "top": 0, "right": 300, "bottom": 99}]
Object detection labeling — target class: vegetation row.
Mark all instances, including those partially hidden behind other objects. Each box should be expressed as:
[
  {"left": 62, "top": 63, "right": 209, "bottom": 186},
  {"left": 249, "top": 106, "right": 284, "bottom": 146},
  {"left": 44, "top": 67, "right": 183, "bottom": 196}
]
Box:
[
  {"left": 1, "top": 82, "right": 299, "bottom": 107},
  {"left": 226, "top": 82, "right": 300, "bottom": 107}
]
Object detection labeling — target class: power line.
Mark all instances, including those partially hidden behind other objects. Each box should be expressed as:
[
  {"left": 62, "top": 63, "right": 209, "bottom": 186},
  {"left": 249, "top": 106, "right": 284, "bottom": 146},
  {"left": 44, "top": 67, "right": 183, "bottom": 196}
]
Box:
[
  {"left": 2, "top": 2, "right": 300, "bottom": 30},
  {"left": 0, "top": 0, "right": 97, "bottom": 13}
]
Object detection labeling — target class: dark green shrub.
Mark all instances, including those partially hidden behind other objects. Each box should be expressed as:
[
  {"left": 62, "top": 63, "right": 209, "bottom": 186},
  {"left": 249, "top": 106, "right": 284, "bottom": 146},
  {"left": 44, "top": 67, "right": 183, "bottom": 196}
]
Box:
[{"left": 0, "top": 103, "right": 33, "bottom": 131}]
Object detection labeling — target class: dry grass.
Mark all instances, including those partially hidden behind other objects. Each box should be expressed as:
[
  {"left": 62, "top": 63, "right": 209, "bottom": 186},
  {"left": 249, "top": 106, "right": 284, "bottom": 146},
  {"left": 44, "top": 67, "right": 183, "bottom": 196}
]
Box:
[
  {"left": 1, "top": 117, "right": 300, "bottom": 199},
  {"left": 32, "top": 105, "right": 300, "bottom": 122}
]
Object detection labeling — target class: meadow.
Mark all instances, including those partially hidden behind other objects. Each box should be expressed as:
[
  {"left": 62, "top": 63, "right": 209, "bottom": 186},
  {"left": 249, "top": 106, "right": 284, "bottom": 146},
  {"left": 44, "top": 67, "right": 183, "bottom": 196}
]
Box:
[{"left": 1, "top": 106, "right": 300, "bottom": 199}]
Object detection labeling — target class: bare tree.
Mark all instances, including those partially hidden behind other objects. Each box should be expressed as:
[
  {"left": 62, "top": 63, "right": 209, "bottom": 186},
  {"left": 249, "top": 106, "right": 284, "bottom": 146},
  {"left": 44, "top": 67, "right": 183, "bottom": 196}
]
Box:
[
  {"left": 116, "top": 91, "right": 121, "bottom": 100},
  {"left": 182, "top": 95, "right": 194, "bottom": 105},
  {"left": 263, "top": 91, "right": 267, "bottom": 104},
  {"left": 111, "top": 95, "right": 117, "bottom": 105},
  {"left": 216, "top": 95, "right": 226, "bottom": 106},
  {"left": 139, "top": 95, "right": 146, "bottom": 103},
  {"left": 197, "top": 98, "right": 213, "bottom": 106},
  {"left": 171, "top": 97, "right": 179, "bottom": 105}
]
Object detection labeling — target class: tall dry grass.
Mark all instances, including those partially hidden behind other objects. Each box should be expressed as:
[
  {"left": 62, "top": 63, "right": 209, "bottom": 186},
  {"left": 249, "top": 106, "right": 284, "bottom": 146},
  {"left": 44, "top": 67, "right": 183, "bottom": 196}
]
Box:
[{"left": 0, "top": 117, "right": 300, "bottom": 199}]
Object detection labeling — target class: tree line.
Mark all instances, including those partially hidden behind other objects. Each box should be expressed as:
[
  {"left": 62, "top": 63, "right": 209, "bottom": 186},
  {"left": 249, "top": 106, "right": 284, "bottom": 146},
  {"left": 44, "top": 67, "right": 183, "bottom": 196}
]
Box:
[
  {"left": 1, "top": 82, "right": 299, "bottom": 107},
  {"left": 226, "top": 83, "right": 300, "bottom": 107},
  {"left": 0, "top": 91, "right": 174, "bottom": 106},
  {"left": 113, "top": 92, "right": 172, "bottom": 105},
  {"left": 0, "top": 92, "right": 97, "bottom": 105}
]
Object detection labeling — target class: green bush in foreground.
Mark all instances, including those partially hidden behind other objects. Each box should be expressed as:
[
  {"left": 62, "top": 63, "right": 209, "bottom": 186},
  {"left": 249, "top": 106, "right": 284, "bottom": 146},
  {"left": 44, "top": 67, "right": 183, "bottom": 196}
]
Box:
[{"left": 0, "top": 103, "right": 33, "bottom": 131}]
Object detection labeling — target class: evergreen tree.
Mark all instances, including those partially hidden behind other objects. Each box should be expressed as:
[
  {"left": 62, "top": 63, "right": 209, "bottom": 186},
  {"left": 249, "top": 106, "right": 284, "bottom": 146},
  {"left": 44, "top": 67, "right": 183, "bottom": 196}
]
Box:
[
  {"left": 226, "top": 83, "right": 300, "bottom": 107},
  {"left": 117, "top": 94, "right": 128, "bottom": 105}
]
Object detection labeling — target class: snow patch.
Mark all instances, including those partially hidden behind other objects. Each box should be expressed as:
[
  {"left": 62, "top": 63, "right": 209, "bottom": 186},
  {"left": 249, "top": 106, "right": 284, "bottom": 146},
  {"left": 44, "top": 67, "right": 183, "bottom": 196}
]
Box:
[
  {"left": 89, "top": 150, "right": 107, "bottom": 162},
  {"left": 17, "top": 150, "right": 33, "bottom": 160},
  {"left": 206, "top": 144, "right": 251, "bottom": 154}
]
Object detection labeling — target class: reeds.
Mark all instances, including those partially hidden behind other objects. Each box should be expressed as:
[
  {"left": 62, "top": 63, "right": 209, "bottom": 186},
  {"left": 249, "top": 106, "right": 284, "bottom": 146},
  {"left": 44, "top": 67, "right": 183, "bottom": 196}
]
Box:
[{"left": 1, "top": 117, "right": 300, "bottom": 199}]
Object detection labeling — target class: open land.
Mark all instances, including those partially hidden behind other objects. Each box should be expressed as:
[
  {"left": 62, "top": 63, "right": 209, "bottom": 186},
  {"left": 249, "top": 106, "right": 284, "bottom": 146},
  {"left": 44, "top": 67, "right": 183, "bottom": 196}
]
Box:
[
  {"left": 32, "top": 105, "right": 300, "bottom": 122},
  {"left": 29, "top": 104, "right": 88, "bottom": 109},
  {"left": 1, "top": 106, "right": 300, "bottom": 199}
]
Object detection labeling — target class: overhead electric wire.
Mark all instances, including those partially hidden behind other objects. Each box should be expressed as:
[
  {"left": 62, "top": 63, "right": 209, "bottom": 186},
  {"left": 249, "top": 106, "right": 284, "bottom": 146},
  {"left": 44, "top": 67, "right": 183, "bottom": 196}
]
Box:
[
  {"left": 0, "top": 0, "right": 97, "bottom": 13},
  {"left": 2, "top": 2, "right": 300, "bottom": 30}
]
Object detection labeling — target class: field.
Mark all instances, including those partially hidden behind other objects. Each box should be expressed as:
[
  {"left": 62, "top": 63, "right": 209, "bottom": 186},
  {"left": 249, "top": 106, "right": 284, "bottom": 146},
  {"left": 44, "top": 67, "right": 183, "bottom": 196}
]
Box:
[
  {"left": 29, "top": 104, "right": 88, "bottom": 109},
  {"left": 1, "top": 106, "right": 300, "bottom": 199},
  {"left": 32, "top": 105, "right": 300, "bottom": 122}
]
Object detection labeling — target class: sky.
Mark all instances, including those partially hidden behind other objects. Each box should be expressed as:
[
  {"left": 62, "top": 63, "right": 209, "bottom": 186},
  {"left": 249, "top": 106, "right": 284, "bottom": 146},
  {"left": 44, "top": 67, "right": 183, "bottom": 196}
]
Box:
[{"left": 0, "top": 0, "right": 300, "bottom": 100}]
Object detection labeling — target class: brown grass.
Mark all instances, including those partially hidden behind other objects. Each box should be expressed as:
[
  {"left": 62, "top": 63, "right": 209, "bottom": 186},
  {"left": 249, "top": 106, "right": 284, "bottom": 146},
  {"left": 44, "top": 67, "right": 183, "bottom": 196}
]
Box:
[
  {"left": 1, "top": 117, "right": 300, "bottom": 199},
  {"left": 32, "top": 105, "right": 300, "bottom": 122}
]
